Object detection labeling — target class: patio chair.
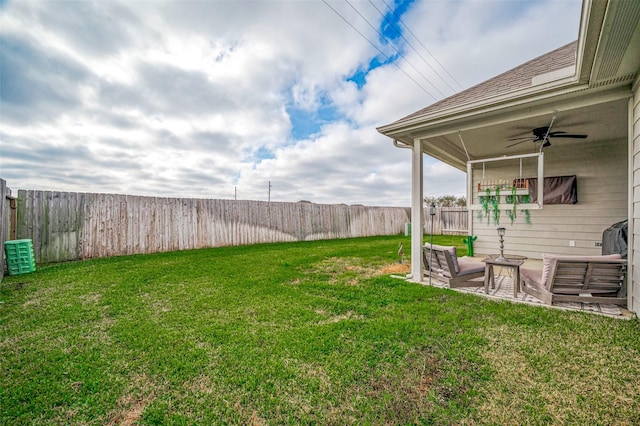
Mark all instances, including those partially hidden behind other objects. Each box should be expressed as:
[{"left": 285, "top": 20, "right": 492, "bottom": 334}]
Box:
[
  {"left": 520, "top": 253, "right": 627, "bottom": 306},
  {"left": 423, "top": 243, "right": 485, "bottom": 287}
]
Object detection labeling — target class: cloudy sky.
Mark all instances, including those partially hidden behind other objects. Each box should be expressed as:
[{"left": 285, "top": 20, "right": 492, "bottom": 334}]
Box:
[{"left": 0, "top": 0, "right": 581, "bottom": 206}]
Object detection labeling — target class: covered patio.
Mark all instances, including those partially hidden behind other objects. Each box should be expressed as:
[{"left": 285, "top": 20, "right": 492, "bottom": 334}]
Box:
[
  {"left": 421, "top": 256, "right": 632, "bottom": 319},
  {"left": 378, "top": 0, "right": 640, "bottom": 316}
]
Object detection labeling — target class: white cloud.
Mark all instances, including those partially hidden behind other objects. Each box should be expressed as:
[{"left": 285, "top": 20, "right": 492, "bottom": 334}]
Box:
[{"left": 0, "top": 0, "right": 582, "bottom": 206}]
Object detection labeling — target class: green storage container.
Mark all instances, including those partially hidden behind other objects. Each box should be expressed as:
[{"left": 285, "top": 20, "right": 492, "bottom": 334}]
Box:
[{"left": 4, "top": 239, "right": 36, "bottom": 276}]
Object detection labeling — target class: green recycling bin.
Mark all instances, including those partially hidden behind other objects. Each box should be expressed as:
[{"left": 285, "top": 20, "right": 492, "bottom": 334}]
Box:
[{"left": 4, "top": 239, "right": 37, "bottom": 276}]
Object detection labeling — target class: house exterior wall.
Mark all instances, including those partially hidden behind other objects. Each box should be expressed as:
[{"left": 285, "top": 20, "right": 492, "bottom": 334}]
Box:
[
  {"left": 631, "top": 77, "right": 640, "bottom": 315},
  {"left": 471, "top": 139, "right": 628, "bottom": 260}
]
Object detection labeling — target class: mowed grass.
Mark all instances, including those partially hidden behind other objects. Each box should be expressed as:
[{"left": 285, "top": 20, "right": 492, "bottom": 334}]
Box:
[{"left": 1, "top": 235, "right": 639, "bottom": 425}]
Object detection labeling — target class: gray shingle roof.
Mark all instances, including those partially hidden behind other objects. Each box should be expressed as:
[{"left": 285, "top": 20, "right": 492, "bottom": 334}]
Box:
[{"left": 393, "top": 41, "right": 577, "bottom": 124}]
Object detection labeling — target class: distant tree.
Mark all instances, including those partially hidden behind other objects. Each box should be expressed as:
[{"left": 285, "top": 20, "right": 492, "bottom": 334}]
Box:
[{"left": 424, "top": 195, "right": 467, "bottom": 207}]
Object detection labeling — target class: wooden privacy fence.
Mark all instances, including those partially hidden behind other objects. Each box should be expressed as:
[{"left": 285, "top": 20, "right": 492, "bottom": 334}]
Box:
[
  {"left": 0, "top": 185, "right": 470, "bottom": 266},
  {"left": 0, "top": 179, "right": 13, "bottom": 281},
  {"left": 424, "top": 207, "right": 468, "bottom": 236},
  {"left": 13, "top": 190, "right": 416, "bottom": 264}
]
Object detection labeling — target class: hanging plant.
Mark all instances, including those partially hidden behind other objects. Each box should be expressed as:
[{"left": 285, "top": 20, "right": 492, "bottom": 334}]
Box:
[
  {"left": 491, "top": 186, "right": 500, "bottom": 225},
  {"left": 485, "top": 188, "right": 491, "bottom": 224},
  {"left": 505, "top": 185, "right": 518, "bottom": 225},
  {"left": 478, "top": 188, "right": 491, "bottom": 224},
  {"left": 521, "top": 194, "right": 532, "bottom": 225},
  {"left": 477, "top": 183, "right": 532, "bottom": 226}
]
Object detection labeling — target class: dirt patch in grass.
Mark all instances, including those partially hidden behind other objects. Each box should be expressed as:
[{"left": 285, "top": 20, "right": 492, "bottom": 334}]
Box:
[
  {"left": 106, "top": 373, "right": 157, "bottom": 426},
  {"left": 22, "top": 286, "right": 55, "bottom": 308},
  {"left": 379, "top": 263, "right": 410, "bottom": 275},
  {"left": 315, "top": 310, "right": 364, "bottom": 325},
  {"left": 328, "top": 346, "right": 457, "bottom": 424},
  {"left": 79, "top": 292, "right": 102, "bottom": 304},
  {"left": 305, "top": 257, "right": 410, "bottom": 285}
]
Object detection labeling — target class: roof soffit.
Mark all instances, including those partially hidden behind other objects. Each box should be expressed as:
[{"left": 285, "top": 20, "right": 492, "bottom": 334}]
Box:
[
  {"left": 590, "top": 0, "right": 640, "bottom": 86},
  {"left": 576, "top": 0, "right": 608, "bottom": 83}
]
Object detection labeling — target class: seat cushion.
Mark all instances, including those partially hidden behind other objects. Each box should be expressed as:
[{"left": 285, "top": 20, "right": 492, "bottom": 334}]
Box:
[{"left": 457, "top": 258, "right": 485, "bottom": 276}]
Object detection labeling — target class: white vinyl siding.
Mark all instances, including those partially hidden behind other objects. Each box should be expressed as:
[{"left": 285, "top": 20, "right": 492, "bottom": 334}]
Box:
[
  {"left": 631, "top": 76, "right": 640, "bottom": 315},
  {"left": 472, "top": 138, "right": 628, "bottom": 259}
]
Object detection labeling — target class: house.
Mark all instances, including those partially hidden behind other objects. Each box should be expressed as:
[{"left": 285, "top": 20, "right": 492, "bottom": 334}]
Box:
[{"left": 377, "top": 0, "right": 640, "bottom": 315}]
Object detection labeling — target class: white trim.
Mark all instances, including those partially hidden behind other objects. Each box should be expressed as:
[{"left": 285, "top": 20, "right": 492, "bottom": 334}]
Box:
[
  {"left": 410, "top": 139, "right": 424, "bottom": 282},
  {"left": 628, "top": 96, "right": 634, "bottom": 312}
]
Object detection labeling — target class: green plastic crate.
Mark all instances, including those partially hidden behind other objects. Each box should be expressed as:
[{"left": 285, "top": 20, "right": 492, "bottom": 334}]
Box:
[{"left": 4, "top": 239, "right": 36, "bottom": 276}]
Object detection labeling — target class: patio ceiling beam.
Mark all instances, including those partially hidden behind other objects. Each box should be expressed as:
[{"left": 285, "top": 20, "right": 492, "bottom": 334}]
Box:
[{"left": 420, "top": 140, "right": 467, "bottom": 170}]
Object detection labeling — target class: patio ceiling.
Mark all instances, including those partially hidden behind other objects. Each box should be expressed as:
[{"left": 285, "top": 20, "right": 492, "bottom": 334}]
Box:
[{"left": 418, "top": 95, "right": 630, "bottom": 171}]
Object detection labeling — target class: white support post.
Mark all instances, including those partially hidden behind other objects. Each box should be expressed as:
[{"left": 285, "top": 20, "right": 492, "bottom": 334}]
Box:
[
  {"left": 410, "top": 138, "right": 424, "bottom": 281},
  {"left": 467, "top": 161, "right": 473, "bottom": 237}
]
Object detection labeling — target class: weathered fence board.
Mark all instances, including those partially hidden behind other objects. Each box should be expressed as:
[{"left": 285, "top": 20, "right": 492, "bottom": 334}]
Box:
[
  {"left": 0, "top": 179, "right": 11, "bottom": 280},
  {"left": 424, "top": 207, "right": 468, "bottom": 236},
  {"left": 11, "top": 189, "right": 469, "bottom": 264}
]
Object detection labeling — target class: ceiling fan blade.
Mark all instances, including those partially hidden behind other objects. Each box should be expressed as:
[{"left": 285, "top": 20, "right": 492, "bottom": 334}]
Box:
[
  {"left": 507, "top": 136, "right": 534, "bottom": 141},
  {"left": 542, "top": 140, "right": 551, "bottom": 148},
  {"left": 506, "top": 139, "right": 530, "bottom": 148},
  {"left": 550, "top": 134, "right": 588, "bottom": 139}
]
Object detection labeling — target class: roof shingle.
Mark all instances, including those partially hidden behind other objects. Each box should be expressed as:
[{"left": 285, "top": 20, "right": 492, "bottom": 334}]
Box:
[{"left": 393, "top": 41, "right": 577, "bottom": 124}]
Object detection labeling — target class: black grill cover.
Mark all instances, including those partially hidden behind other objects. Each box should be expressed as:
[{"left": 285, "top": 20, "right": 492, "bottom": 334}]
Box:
[{"left": 602, "top": 220, "right": 628, "bottom": 258}]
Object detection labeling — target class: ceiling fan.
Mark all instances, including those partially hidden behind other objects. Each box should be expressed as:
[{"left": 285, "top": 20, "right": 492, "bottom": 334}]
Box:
[{"left": 506, "top": 126, "right": 588, "bottom": 148}]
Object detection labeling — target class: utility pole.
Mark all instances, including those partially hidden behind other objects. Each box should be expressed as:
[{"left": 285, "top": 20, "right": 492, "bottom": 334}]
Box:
[
  {"left": 268, "top": 181, "right": 272, "bottom": 202},
  {"left": 234, "top": 186, "right": 237, "bottom": 200}
]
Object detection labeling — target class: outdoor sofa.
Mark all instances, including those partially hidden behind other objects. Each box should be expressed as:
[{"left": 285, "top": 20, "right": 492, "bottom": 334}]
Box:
[
  {"left": 423, "top": 243, "right": 485, "bottom": 287},
  {"left": 520, "top": 253, "right": 627, "bottom": 306}
]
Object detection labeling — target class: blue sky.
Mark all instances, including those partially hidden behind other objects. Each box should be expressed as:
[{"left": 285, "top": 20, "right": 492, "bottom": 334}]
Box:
[{"left": 0, "top": 0, "right": 582, "bottom": 205}]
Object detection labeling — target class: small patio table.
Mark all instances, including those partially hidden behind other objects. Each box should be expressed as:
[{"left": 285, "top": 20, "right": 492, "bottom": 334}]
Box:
[{"left": 483, "top": 257, "right": 526, "bottom": 298}]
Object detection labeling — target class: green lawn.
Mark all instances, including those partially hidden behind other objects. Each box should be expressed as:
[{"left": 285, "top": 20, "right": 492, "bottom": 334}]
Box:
[{"left": 1, "top": 235, "right": 639, "bottom": 425}]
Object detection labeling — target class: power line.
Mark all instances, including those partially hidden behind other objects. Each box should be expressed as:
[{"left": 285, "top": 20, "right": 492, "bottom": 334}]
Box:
[
  {"left": 344, "top": 0, "right": 448, "bottom": 99},
  {"left": 380, "top": 0, "right": 464, "bottom": 91},
  {"left": 369, "top": 0, "right": 461, "bottom": 93},
  {"left": 321, "top": 0, "right": 438, "bottom": 101}
]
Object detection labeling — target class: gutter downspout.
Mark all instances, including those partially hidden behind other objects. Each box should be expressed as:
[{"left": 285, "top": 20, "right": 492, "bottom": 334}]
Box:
[{"left": 393, "top": 139, "right": 413, "bottom": 149}]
